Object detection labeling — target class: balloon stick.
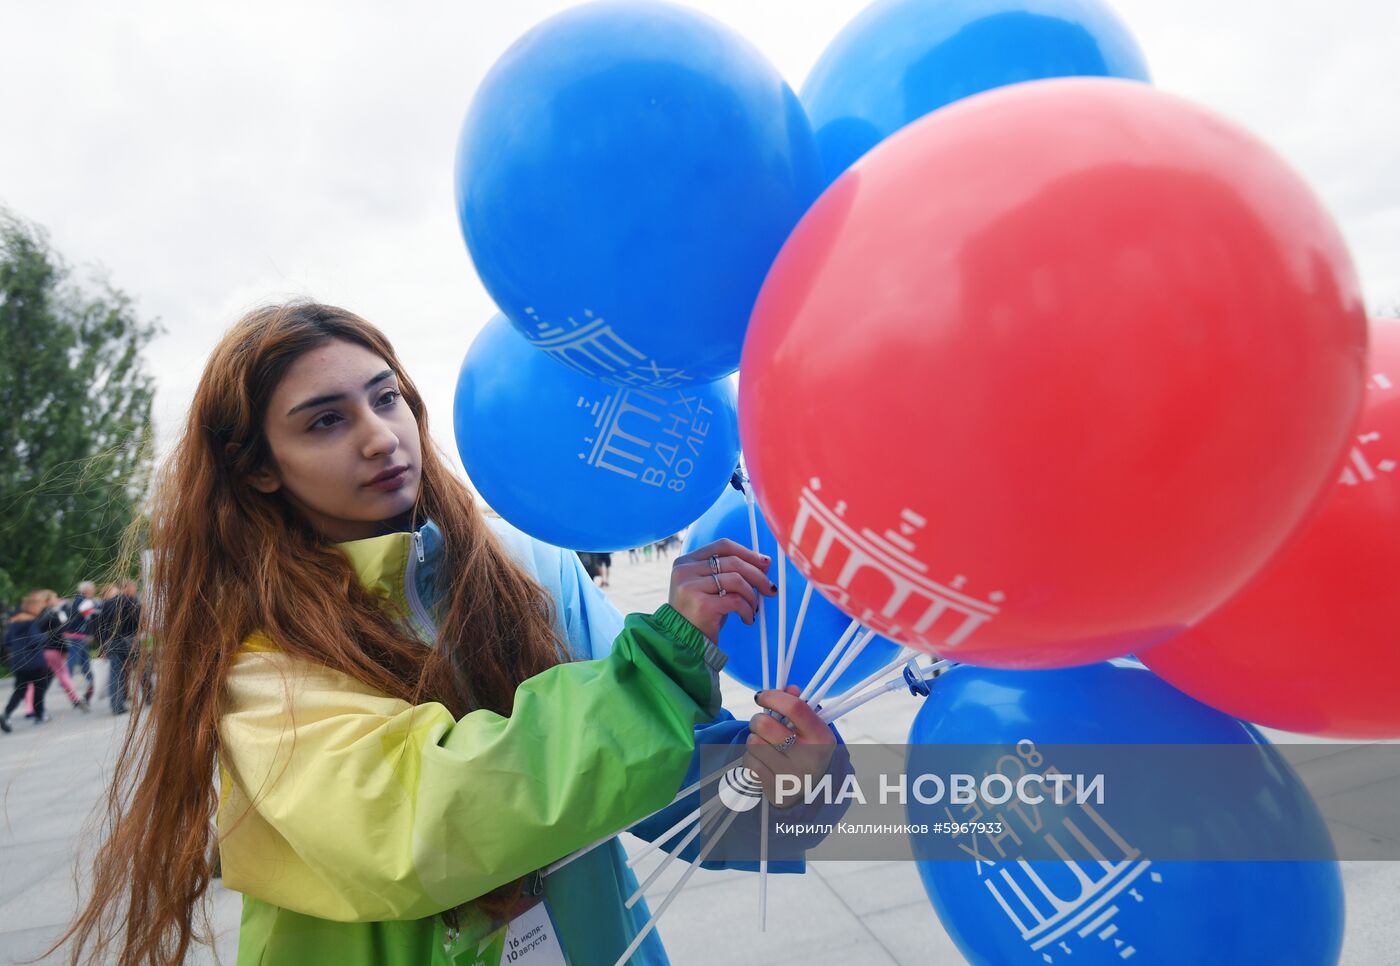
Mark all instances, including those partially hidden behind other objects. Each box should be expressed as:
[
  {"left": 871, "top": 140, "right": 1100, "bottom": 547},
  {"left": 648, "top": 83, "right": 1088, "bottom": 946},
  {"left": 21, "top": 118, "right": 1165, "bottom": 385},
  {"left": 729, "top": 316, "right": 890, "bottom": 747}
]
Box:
[
  {"left": 624, "top": 795, "right": 722, "bottom": 872},
  {"left": 760, "top": 797, "right": 769, "bottom": 931},
  {"left": 777, "top": 582, "right": 814, "bottom": 690},
  {"left": 625, "top": 803, "right": 725, "bottom": 908},
  {"left": 740, "top": 475, "right": 770, "bottom": 692},
  {"left": 822, "top": 648, "right": 917, "bottom": 713},
  {"left": 819, "top": 660, "right": 950, "bottom": 724},
  {"left": 775, "top": 545, "right": 787, "bottom": 693},
  {"left": 550, "top": 756, "right": 739, "bottom": 876},
  {"left": 799, "top": 619, "right": 861, "bottom": 704},
  {"left": 613, "top": 807, "right": 742, "bottom": 966},
  {"left": 807, "top": 628, "right": 877, "bottom": 709}
]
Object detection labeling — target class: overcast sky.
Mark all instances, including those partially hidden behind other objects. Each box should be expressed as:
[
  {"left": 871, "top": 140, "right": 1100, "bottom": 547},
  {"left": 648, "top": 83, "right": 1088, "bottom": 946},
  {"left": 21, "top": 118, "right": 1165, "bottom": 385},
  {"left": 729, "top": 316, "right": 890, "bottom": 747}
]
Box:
[{"left": 3, "top": 0, "right": 1397, "bottom": 471}]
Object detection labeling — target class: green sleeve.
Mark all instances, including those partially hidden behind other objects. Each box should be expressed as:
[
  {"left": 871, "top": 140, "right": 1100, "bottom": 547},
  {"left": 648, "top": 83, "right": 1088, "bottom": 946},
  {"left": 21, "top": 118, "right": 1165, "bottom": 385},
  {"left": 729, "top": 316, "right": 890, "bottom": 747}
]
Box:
[{"left": 217, "top": 605, "right": 726, "bottom": 923}]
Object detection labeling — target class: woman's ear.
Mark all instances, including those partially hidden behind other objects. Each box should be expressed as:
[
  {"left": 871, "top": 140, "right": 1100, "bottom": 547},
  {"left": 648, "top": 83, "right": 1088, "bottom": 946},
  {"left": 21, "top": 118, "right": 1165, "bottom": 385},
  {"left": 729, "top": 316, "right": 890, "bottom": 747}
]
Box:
[
  {"left": 247, "top": 465, "right": 281, "bottom": 494},
  {"left": 226, "top": 441, "right": 281, "bottom": 494}
]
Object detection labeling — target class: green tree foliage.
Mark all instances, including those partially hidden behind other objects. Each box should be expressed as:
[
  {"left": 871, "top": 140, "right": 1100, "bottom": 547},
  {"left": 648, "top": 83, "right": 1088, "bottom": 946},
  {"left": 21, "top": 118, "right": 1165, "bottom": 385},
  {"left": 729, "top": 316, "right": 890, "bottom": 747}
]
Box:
[{"left": 0, "top": 210, "right": 158, "bottom": 607}]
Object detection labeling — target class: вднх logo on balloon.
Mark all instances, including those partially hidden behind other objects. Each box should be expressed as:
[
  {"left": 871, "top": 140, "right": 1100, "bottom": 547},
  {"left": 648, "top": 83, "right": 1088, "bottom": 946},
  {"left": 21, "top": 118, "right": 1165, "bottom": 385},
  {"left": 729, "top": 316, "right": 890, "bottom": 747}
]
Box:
[
  {"left": 576, "top": 387, "right": 715, "bottom": 493},
  {"left": 787, "top": 477, "right": 1005, "bottom": 653},
  {"left": 525, "top": 306, "right": 693, "bottom": 390}
]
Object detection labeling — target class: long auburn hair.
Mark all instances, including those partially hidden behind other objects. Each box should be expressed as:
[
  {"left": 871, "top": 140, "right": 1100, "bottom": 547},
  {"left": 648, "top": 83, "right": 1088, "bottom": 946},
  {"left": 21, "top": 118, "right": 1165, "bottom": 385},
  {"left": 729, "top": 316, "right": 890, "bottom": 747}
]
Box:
[{"left": 59, "top": 301, "right": 565, "bottom": 965}]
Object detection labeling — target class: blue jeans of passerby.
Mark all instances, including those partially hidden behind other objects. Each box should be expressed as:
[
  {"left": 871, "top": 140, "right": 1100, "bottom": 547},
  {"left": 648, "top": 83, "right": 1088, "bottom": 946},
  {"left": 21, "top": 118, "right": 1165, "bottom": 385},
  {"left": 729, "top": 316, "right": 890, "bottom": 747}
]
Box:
[
  {"left": 67, "top": 638, "right": 93, "bottom": 688},
  {"left": 107, "top": 639, "right": 132, "bottom": 714}
]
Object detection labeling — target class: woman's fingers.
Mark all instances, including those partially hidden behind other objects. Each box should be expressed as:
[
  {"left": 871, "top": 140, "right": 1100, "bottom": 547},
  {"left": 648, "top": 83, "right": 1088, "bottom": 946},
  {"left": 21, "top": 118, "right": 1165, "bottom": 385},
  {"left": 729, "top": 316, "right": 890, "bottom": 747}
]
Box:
[
  {"left": 741, "top": 749, "right": 788, "bottom": 807},
  {"left": 676, "top": 538, "right": 771, "bottom": 575},
  {"left": 711, "top": 571, "right": 759, "bottom": 613},
  {"left": 669, "top": 572, "right": 756, "bottom": 640},
  {"left": 756, "top": 687, "right": 835, "bottom": 744},
  {"left": 676, "top": 557, "right": 777, "bottom": 597},
  {"left": 748, "top": 710, "right": 794, "bottom": 747}
]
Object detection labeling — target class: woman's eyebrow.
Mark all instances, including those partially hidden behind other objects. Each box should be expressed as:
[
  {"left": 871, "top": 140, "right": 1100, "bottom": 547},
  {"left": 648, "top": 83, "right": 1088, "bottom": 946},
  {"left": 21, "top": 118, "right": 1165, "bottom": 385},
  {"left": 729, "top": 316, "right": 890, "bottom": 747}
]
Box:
[{"left": 286, "top": 369, "right": 394, "bottom": 417}]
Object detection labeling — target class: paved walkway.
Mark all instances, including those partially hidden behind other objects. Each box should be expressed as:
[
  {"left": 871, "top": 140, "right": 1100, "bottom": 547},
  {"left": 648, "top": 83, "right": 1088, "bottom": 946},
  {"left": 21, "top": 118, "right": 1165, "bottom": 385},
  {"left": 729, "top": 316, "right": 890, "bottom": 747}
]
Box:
[{"left": 2, "top": 553, "right": 1397, "bottom": 963}]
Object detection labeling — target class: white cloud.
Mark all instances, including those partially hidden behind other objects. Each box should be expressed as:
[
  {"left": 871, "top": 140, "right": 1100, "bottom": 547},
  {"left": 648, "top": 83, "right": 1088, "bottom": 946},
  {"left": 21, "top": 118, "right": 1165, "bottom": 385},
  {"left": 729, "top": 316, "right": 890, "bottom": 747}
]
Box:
[{"left": 3, "top": 0, "right": 1396, "bottom": 473}]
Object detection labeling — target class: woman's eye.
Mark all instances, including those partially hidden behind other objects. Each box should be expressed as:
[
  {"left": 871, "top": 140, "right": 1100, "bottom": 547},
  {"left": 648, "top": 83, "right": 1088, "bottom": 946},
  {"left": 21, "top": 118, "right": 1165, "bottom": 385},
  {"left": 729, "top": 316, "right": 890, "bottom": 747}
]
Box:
[
  {"left": 377, "top": 389, "right": 401, "bottom": 407},
  {"left": 310, "top": 412, "right": 342, "bottom": 430}
]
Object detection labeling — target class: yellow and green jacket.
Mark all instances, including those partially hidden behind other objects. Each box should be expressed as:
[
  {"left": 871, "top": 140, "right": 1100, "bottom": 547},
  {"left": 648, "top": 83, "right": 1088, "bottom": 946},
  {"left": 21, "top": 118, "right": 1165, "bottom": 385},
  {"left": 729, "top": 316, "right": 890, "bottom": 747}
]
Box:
[{"left": 217, "top": 517, "right": 735, "bottom": 965}]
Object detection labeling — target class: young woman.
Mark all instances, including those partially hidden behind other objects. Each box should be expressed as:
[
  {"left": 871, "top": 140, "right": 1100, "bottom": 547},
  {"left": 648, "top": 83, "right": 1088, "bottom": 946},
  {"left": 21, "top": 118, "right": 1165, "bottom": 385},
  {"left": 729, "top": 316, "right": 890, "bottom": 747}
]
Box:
[
  {"left": 63, "top": 301, "right": 836, "bottom": 965},
  {"left": 2, "top": 590, "right": 56, "bottom": 731}
]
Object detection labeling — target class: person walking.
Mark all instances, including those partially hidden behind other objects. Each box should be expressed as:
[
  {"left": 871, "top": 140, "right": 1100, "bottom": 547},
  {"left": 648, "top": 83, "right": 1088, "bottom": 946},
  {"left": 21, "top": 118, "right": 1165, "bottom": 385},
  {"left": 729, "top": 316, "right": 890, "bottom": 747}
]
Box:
[
  {"left": 94, "top": 581, "right": 140, "bottom": 716},
  {"left": 2, "top": 590, "right": 57, "bottom": 732},
  {"left": 37, "top": 593, "right": 89, "bottom": 712},
  {"left": 65, "top": 580, "right": 99, "bottom": 702}
]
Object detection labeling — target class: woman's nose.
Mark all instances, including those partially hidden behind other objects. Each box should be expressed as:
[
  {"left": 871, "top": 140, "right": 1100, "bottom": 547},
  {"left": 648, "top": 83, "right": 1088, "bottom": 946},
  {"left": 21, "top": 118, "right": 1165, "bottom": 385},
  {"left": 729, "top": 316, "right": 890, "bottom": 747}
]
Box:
[{"left": 361, "top": 416, "right": 399, "bottom": 459}]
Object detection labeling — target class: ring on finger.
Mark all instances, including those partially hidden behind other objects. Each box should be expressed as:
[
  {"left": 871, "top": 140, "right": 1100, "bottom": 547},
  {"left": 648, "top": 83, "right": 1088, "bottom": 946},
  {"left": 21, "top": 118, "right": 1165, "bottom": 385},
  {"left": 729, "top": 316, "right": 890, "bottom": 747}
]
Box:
[
  {"left": 711, "top": 573, "right": 727, "bottom": 596},
  {"left": 779, "top": 733, "right": 798, "bottom": 752},
  {"left": 708, "top": 554, "right": 722, "bottom": 575}
]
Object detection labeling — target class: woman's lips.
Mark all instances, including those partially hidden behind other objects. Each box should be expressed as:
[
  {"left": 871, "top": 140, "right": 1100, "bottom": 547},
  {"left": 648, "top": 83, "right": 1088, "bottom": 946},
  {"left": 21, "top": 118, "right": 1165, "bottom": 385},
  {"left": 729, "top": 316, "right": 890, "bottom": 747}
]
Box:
[{"left": 366, "top": 466, "right": 409, "bottom": 490}]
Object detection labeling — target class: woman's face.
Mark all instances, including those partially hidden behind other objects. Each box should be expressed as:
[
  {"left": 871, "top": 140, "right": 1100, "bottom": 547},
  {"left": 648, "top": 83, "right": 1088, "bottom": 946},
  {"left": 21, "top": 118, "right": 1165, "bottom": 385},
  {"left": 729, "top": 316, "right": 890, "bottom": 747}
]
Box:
[{"left": 250, "top": 338, "right": 422, "bottom": 542}]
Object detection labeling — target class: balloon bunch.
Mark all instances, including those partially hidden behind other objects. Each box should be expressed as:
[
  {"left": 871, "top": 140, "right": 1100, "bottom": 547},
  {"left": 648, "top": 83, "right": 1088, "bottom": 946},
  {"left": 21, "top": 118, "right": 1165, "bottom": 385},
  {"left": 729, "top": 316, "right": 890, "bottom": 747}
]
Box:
[
  {"left": 454, "top": 0, "right": 1385, "bottom": 962},
  {"left": 452, "top": 0, "right": 823, "bottom": 550}
]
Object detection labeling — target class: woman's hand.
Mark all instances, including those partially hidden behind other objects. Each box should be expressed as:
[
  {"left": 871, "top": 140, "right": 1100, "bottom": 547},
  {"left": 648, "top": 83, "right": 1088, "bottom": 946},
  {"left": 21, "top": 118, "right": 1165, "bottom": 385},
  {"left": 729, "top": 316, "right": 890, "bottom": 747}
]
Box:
[
  {"left": 667, "top": 538, "right": 776, "bottom": 643},
  {"left": 746, "top": 686, "right": 837, "bottom": 808}
]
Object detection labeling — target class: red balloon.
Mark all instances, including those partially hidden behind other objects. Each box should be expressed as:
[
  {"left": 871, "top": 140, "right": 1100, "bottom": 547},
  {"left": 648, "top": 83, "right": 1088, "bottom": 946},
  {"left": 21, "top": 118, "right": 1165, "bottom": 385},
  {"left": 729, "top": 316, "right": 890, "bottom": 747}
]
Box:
[
  {"left": 740, "top": 78, "right": 1366, "bottom": 669},
  {"left": 1144, "top": 319, "right": 1400, "bottom": 737}
]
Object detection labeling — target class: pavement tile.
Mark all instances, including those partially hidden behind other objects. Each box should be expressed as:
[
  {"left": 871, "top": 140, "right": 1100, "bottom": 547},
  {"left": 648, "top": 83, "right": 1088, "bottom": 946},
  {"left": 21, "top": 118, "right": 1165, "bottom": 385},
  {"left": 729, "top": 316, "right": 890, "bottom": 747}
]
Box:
[
  {"left": 0, "top": 923, "right": 72, "bottom": 965},
  {"left": 0, "top": 868, "right": 85, "bottom": 933},
  {"left": 1338, "top": 861, "right": 1400, "bottom": 966},
  {"left": 1299, "top": 746, "right": 1400, "bottom": 800},
  {"left": 858, "top": 902, "right": 964, "bottom": 966},
  {"left": 818, "top": 860, "right": 930, "bottom": 919},
  {"left": 1321, "top": 775, "right": 1400, "bottom": 847},
  {"left": 642, "top": 861, "right": 872, "bottom": 963}
]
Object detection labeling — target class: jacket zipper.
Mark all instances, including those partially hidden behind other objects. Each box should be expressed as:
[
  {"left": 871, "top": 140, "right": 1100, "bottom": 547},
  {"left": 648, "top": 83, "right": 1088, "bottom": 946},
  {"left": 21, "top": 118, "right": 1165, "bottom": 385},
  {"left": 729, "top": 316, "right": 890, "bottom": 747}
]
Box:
[{"left": 404, "top": 528, "right": 438, "bottom": 642}]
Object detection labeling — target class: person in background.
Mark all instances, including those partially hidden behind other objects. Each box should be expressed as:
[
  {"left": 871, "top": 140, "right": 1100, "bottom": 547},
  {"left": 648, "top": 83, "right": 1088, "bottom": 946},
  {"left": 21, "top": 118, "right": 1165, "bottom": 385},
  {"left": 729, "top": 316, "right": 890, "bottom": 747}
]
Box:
[
  {"left": 576, "top": 550, "right": 601, "bottom": 583},
  {"left": 2, "top": 590, "right": 56, "bottom": 732},
  {"left": 94, "top": 581, "right": 141, "bottom": 716},
  {"left": 65, "top": 580, "right": 99, "bottom": 703},
  {"left": 37, "top": 592, "right": 89, "bottom": 712}
]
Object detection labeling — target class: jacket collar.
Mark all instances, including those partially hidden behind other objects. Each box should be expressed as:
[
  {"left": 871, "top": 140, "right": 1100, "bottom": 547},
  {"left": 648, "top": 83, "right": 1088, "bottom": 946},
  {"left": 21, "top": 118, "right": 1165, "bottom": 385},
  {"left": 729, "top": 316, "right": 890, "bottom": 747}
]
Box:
[{"left": 333, "top": 520, "right": 443, "bottom": 635}]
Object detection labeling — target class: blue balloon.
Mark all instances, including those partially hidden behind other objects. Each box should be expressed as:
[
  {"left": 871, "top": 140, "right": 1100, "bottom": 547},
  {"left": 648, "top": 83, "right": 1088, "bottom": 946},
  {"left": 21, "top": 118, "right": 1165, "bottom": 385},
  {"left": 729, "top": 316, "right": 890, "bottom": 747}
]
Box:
[
  {"left": 802, "top": 0, "right": 1151, "bottom": 183},
  {"left": 908, "top": 663, "right": 1343, "bottom": 965},
  {"left": 685, "top": 486, "right": 901, "bottom": 695},
  {"left": 457, "top": 1, "right": 823, "bottom": 388},
  {"left": 454, "top": 315, "right": 739, "bottom": 551}
]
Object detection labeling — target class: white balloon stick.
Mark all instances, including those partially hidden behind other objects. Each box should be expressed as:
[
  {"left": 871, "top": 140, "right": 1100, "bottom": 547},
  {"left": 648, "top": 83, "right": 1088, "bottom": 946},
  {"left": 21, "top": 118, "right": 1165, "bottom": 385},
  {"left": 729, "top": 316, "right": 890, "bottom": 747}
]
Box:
[
  {"left": 759, "top": 797, "right": 769, "bottom": 931},
  {"left": 799, "top": 618, "right": 862, "bottom": 704},
  {"left": 550, "top": 756, "right": 739, "bottom": 876},
  {"left": 625, "top": 803, "right": 724, "bottom": 909},
  {"left": 622, "top": 757, "right": 741, "bottom": 869},
  {"left": 822, "top": 648, "right": 916, "bottom": 714},
  {"left": 778, "top": 582, "right": 814, "bottom": 690},
  {"left": 806, "top": 628, "right": 878, "bottom": 709},
  {"left": 741, "top": 477, "right": 770, "bottom": 692},
  {"left": 624, "top": 795, "right": 720, "bottom": 872},
  {"left": 819, "top": 660, "right": 951, "bottom": 724},
  {"left": 613, "top": 806, "right": 742, "bottom": 966},
  {"left": 775, "top": 545, "right": 787, "bottom": 694}
]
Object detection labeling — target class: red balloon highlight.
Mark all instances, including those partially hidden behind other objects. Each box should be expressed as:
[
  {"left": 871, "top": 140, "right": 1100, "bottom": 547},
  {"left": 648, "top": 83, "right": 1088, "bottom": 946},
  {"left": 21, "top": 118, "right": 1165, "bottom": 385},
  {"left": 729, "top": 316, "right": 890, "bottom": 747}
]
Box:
[
  {"left": 1145, "top": 319, "right": 1400, "bottom": 737},
  {"left": 740, "top": 78, "right": 1366, "bottom": 669}
]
